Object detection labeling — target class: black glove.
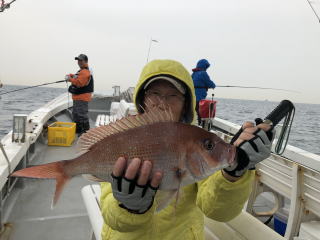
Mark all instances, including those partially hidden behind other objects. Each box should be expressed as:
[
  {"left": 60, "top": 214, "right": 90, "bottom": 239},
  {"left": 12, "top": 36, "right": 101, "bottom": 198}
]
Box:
[
  {"left": 224, "top": 120, "right": 275, "bottom": 177},
  {"left": 111, "top": 174, "right": 158, "bottom": 214}
]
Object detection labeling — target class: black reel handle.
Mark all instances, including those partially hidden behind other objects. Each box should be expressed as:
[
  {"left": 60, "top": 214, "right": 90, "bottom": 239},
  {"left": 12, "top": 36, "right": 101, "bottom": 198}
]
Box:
[
  {"left": 264, "top": 100, "right": 294, "bottom": 126},
  {"left": 230, "top": 100, "right": 295, "bottom": 144}
]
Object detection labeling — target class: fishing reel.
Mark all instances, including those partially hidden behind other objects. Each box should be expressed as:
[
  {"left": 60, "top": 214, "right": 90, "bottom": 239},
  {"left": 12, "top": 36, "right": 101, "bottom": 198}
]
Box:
[
  {"left": 232, "top": 100, "right": 295, "bottom": 155},
  {"left": 265, "top": 100, "right": 295, "bottom": 155}
]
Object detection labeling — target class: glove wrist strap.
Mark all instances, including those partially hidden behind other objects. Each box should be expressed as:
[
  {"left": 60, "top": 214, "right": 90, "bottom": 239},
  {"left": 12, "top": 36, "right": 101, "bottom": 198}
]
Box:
[{"left": 119, "top": 202, "right": 154, "bottom": 214}]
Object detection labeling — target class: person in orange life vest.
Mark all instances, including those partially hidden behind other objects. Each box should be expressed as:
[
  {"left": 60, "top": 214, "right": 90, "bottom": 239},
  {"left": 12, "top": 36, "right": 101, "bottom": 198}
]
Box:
[{"left": 65, "top": 54, "right": 94, "bottom": 135}]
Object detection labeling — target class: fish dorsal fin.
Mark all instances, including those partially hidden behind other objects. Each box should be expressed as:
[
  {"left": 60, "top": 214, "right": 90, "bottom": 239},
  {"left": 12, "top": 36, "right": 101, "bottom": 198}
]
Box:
[{"left": 77, "top": 100, "right": 174, "bottom": 152}]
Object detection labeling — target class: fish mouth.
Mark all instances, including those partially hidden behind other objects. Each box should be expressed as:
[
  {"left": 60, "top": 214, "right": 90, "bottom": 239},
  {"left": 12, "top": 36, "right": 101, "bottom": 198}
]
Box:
[
  {"left": 226, "top": 146, "right": 237, "bottom": 167},
  {"left": 191, "top": 159, "right": 229, "bottom": 181}
]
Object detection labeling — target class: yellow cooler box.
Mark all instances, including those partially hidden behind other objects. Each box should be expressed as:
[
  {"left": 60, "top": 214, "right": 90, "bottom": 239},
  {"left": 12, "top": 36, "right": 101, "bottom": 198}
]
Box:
[{"left": 48, "top": 122, "right": 76, "bottom": 146}]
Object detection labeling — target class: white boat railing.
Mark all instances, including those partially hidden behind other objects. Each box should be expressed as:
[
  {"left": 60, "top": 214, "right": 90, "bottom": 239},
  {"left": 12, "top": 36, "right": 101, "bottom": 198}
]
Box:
[
  {"left": 0, "top": 93, "right": 72, "bottom": 190},
  {"left": 210, "top": 117, "right": 320, "bottom": 240}
]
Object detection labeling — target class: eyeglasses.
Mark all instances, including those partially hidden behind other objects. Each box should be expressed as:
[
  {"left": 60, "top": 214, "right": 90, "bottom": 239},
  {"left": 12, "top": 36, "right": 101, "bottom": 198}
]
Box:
[{"left": 145, "top": 90, "right": 185, "bottom": 104}]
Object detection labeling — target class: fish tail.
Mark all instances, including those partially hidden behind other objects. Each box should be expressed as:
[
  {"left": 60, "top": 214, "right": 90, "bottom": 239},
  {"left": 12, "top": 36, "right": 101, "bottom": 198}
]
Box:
[{"left": 11, "top": 161, "right": 70, "bottom": 206}]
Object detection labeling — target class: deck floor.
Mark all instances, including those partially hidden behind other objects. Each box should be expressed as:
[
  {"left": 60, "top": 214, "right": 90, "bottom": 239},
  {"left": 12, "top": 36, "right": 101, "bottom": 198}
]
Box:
[{"left": 5, "top": 138, "right": 93, "bottom": 240}]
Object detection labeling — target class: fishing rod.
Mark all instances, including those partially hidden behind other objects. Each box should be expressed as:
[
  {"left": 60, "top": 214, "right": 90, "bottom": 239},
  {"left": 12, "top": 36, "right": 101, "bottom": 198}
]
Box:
[
  {"left": 0, "top": 80, "right": 67, "bottom": 96},
  {"left": 216, "top": 85, "right": 299, "bottom": 93},
  {"left": 306, "top": 0, "right": 320, "bottom": 23},
  {"left": 0, "top": 0, "right": 16, "bottom": 12}
]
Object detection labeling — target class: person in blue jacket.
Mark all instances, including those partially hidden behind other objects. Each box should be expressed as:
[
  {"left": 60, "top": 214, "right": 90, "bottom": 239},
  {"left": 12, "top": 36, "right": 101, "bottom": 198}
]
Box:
[{"left": 191, "top": 59, "right": 216, "bottom": 125}]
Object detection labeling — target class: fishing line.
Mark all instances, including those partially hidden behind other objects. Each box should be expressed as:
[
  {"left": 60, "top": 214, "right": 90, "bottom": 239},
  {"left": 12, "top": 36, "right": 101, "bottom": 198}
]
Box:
[
  {"left": 306, "top": 0, "right": 320, "bottom": 23},
  {"left": 0, "top": 80, "right": 67, "bottom": 96},
  {"left": 0, "top": 79, "right": 73, "bottom": 120},
  {"left": 65, "top": 80, "right": 70, "bottom": 110},
  {"left": 216, "top": 85, "right": 300, "bottom": 93},
  {"left": 65, "top": 81, "right": 74, "bottom": 121}
]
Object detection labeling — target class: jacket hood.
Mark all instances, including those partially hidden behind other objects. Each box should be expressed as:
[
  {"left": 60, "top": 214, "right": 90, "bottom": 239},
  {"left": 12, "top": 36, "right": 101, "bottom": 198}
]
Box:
[
  {"left": 133, "top": 59, "right": 196, "bottom": 124},
  {"left": 196, "top": 59, "right": 210, "bottom": 70}
]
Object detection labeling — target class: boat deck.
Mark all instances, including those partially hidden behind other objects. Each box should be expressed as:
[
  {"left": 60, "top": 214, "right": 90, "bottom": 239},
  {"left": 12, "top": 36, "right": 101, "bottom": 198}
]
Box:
[{"left": 3, "top": 113, "right": 96, "bottom": 239}]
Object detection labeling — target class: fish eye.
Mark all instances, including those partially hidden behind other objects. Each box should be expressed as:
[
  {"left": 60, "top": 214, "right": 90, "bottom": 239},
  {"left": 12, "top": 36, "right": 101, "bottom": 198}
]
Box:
[{"left": 203, "top": 139, "right": 214, "bottom": 151}]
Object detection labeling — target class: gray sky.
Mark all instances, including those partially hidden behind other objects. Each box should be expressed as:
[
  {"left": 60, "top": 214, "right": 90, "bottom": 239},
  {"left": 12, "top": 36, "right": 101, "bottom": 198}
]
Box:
[{"left": 1, "top": 0, "right": 320, "bottom": 104}]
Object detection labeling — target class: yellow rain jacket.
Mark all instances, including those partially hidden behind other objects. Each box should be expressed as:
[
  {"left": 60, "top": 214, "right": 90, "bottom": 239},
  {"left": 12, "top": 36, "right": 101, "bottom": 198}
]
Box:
[{"left": 100, "top": 60, "right": 254, "bottom": 240}]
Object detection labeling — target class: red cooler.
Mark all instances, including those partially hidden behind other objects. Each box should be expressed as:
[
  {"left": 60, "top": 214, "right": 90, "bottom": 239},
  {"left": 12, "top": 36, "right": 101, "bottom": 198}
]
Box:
[{"left": 199, "top": 99, "right": 217, "bottom": 119}]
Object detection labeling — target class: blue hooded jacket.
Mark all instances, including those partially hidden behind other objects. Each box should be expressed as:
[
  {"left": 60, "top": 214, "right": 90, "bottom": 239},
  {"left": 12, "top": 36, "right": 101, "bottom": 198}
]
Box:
[{"left": 191, "top": 59, "right": 215, "bottom": 102}]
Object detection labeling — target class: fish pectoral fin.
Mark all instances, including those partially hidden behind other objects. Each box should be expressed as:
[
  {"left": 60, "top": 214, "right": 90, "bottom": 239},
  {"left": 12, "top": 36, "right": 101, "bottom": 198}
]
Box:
[
  {"left": 155, "top": 189, "right": 178, "bottom": 212},
  {"left": 82, "top": 174, "right": 105, "bottom": 182}
]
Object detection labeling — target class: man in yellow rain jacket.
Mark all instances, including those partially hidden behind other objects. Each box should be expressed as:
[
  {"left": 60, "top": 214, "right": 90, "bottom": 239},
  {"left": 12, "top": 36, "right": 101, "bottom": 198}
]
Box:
[{"left": 100, "top": 60, "right": 274, "bottom": 239}]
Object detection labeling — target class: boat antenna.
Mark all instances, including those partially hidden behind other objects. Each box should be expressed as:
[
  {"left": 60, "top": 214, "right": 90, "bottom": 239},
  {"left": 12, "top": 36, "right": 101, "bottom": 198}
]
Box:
[
  {"left": 146, "top": 38, "right": 159, "bottom": 63},
  {"left": 306, "top": 0, "right": 320, "bottom": 23},
  {"left": 216, "top": 85, "right": 300, "bottom": 93},
  {"left": 0, "top": 80, "right": 66, "bottom": 96},
  {"left": 0, "top": 0, "right": 16, "bottom": 13}
]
